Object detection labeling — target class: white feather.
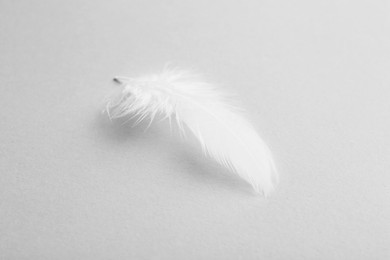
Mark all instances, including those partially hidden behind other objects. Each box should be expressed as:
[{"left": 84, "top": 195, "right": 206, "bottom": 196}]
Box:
[{"left": 106, "top": 68, "right": 278, "bottom": 195}]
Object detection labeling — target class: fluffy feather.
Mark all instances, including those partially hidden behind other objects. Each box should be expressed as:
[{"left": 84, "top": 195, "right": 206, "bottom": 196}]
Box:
[{"left": 106, "top": 68, "right": 278, "bottom": 195}]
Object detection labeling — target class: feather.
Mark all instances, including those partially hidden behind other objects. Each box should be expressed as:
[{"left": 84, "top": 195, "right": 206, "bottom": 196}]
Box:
[{"left": 106, "top": 68, "right": 278, "bottom": 195}]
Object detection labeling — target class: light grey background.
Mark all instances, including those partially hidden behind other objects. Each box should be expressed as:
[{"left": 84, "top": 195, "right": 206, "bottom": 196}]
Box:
[{"left": 1, "top": 0, "right": 389, "bottom": 259}]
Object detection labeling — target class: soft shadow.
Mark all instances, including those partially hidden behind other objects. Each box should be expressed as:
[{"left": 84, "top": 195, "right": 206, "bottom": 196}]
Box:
[
  {"left": 172, "top": 141, "right": 255, "bottom": 196},
  {"left": 93, "top": 110, "right": 164, "bottom": 144},
  {"left": 94, "top": 111, "right": 255, "bottom": 195}
]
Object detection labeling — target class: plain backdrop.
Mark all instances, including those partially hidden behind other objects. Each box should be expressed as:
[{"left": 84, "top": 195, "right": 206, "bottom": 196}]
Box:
[{"left": 0, "top": 0, "right": 389, "bottom": 259}]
